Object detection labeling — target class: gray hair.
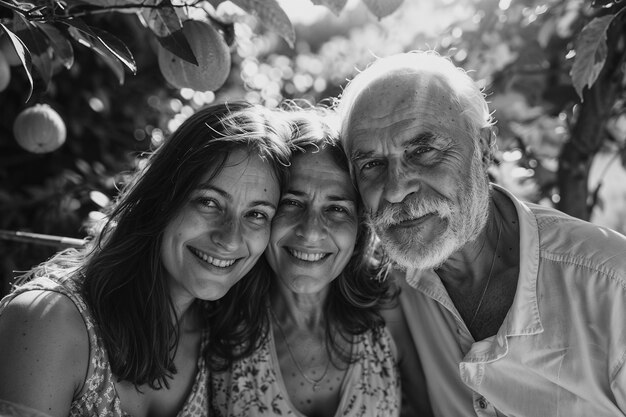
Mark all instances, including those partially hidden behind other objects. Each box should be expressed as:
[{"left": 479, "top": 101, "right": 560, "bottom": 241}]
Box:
[{"left": 337, "top": 51, "right": 496, "bottom": 164}]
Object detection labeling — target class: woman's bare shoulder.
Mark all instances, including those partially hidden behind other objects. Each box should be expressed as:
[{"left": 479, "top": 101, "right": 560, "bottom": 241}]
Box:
[{"left": 0, "top": 290, "right": 90, "bottom": 417}]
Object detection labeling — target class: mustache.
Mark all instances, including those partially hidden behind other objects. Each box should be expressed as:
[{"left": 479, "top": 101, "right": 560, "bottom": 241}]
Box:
[{"left": 368, "top": 196, "right": 453, "bottom": 228}]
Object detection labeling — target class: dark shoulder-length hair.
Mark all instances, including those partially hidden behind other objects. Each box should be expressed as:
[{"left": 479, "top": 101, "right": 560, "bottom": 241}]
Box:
[
  {"left": 279, "top": 105, "right": 397, "bottom": 362},
  {"left": 25, "top": 102, "right": 291, "bottom": 388}
]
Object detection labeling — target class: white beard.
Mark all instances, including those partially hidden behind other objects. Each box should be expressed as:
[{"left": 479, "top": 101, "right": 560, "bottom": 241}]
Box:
[{"left": 368, "top": 147, "right": 490, "bottom": 270}]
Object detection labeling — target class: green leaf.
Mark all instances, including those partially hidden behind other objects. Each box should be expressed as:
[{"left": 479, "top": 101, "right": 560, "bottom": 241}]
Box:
[
  {"left": 206, "top": 0, "right": 225, "bottom": 8},
  {"left": 65, "top": 18, "right": 136, "bottom": 75},
  {"left": 0, "top": 23, "right": 33, "bottom": 101},
  {"left": 361, "top": 0, "right": 404, "bottom": 19},
  {"left": 138, "top": 1, "right": 179, "bottom": 37},
  {"left": 230, "top": 0, "right": 295, "bottom": 47},
  {"left": 570, "top": 14, "right": 616, "bottom": 100},
  {"left": 66, "top": 22, "right": 126, "bottom": 83},
  {"left": 36, "top": 23, "right": 74, "bottom": 70},
  {"left": 13, "top": 15, "right": 52, "bottom": 91},
  {"left": 139, "top": 3, "right": 198, "bottom": 65},
  {"left": 311, "top": 0, "right": 348, "bottom": 15},
  {"left": 93, "top": 46, "right": 126, "bottom": 84},
  {"left": 89, "top": 27, "right": 136, "bottom": 74},
  {"left": 69, "top": 0, "right": 148, "bottom": 7}
]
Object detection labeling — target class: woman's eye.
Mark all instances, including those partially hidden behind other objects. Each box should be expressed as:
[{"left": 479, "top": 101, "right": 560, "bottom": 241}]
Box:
[
  {"left": 247, "top": 211, "right": 269, "bottom": 221},
  {"left": 195, "top": 197, "right": 219, "bottom": 210},
  {"left": 279, "top": 199, "right": 302, "bottom": 208}
]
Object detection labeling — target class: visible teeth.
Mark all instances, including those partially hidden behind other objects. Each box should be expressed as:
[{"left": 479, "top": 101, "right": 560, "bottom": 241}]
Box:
[
  {"left": 288, "top": 248, "right": 326, "bottom": 262},
  {"left": 190, "top": 247, "right": 236, "bottom": 268}
]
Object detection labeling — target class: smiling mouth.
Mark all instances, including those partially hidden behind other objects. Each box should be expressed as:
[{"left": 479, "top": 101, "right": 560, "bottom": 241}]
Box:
[
  {"left": 394, "top": 213, "right": 437, "bottom": 228},
  {"left": 286, "top": 248, "right": 330, "bottom": 262},
  {"left": 188, "top": 247, "right": 237, "bottom": 268}
]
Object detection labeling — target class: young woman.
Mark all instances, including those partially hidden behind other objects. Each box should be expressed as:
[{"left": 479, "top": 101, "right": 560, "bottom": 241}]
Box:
[
  {"left": 210, "top": 108, "right": 402, "bottom": 416},
  {"left": 0, "top": 102, "right": 291, "bottom": 417}
]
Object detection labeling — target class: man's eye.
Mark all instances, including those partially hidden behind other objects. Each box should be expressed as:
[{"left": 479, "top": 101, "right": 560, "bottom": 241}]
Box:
[
  {"left": 408, "top": 147, "right": 435, "bottom": 159},
  {"left": 328, "top": 205, "right": 353, "bottom": 217},
  {"left": 361, "top": 160, "right": 383, "bottom": 171}
]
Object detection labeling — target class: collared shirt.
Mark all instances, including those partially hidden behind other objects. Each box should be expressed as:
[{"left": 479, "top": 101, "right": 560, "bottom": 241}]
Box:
[{"left": 399, "top": 184, "right": 626, "bottom": 417}]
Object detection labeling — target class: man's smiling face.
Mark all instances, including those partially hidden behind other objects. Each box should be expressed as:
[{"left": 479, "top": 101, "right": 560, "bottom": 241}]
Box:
[{"left": 344, "top": 71, "right": 490, "bottom": 269}]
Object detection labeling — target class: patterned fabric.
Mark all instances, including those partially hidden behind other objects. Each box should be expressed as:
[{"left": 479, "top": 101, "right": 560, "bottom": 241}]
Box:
[
  {"left": 0, "top": 275, "right": 209, "bottom": 417},
  {"left": 211, "top": 323, "right": 400, "bottom": 417}
]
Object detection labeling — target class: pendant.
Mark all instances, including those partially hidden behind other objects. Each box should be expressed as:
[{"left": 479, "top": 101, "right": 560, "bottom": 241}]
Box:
[{"left": 312, "top": 383, "right": 321, "bottom": 392}]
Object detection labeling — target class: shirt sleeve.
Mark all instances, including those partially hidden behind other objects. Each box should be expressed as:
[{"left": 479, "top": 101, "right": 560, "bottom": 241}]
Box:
[{"left": 611, "top": 348, "right": 626, "bottom": 412}]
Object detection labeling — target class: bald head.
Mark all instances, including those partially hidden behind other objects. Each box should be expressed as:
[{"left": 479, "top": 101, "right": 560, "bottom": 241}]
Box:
[{"left": 338, "top": 52, "right": 495, "bottom": 164}]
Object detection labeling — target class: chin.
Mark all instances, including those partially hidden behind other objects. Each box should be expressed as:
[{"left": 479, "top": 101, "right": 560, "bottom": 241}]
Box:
[
  {"left": 196, "top": 282, "right": 232, "bottom": 301},
  {"left": 286, "top": 278, "right": 326, "bottom": 294},
  {"left": 383, "top": 233, "right": 461, "bottom": 271}
]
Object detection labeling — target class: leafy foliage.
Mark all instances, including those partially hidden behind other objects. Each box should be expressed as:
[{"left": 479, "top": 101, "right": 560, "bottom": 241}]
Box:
[{"left": 0, "top": 0, "right": 624, "bottom": 297}]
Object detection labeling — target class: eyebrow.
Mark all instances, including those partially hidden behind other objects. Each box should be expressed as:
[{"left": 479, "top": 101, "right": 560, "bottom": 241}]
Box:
[
  {"left": 407, "top": 132, "right": 438, "bottom": 146},
  {"left": 197, "top": 184, "right": 277, "bottom": 210},
  {"left": 284, "top": 189, "right": 356, "bottom": 204},
  {"left": 350, "top": 131, "right": 438, "bottom": 163},
  {"left": 350, "top": 149, "right": 376, "bottom": 163}
]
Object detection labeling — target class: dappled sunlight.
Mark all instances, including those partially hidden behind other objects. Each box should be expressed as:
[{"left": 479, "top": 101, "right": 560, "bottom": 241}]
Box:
[{"left": 0, "top": 0, "right": 624, "bottom": 297}]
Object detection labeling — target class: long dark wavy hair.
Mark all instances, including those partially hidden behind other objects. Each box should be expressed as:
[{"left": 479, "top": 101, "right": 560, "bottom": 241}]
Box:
[
  {"left": 271, "top": 106, "right": 397, "bottom": 363},
  {"left": 20, "top": 102, "right": 291, "bottom": 388}
]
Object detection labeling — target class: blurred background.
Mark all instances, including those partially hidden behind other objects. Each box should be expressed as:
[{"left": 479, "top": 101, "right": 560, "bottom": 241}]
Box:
[{"left": 0, "top": 0, "right": 625, "bottom": 297}]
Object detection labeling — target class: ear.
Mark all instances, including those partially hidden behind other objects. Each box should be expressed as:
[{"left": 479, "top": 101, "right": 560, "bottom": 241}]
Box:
[{"left": 478, "top": 126, "right": 495, "bottom": 167}]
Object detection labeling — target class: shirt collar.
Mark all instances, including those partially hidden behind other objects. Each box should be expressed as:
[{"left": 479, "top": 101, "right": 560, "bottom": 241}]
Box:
[
  {"left": 493, "top": 184, "right": 543, "bottom": 337},
  {"left": 404, "top": 184, "right": 544, "bottom": 338}
]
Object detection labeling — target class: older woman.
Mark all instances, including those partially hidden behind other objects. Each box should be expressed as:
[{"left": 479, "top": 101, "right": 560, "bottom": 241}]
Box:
[
  {"left": 0, "top": 102, "right": 291, "bottom": 417},
  {"left": 211, "top": 108, "right": 400, "bottom": 416}
]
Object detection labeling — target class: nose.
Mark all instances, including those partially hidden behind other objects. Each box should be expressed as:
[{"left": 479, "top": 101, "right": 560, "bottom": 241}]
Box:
[
  {"left": 210, "top": 217, "right": 243, "bottom": 251},
  {"left": 294, "top": 211, "right": 327, "bottom": 243},
  {"left": 381, "top": 158, "right": 420, "bottom": 205}
]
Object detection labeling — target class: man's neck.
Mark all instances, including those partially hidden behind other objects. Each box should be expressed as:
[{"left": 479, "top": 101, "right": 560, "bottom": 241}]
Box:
[{"left": 436, "top": 190, "right": 521, "bottom": 341}]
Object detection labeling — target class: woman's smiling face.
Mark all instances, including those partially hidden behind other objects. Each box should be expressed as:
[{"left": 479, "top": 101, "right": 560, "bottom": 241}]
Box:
[
  {"left": 161, "top": 148, "right": 280, "bottom": 305},
  {"left": 266, "top": 148, "right": 359, "bottom": 294}
]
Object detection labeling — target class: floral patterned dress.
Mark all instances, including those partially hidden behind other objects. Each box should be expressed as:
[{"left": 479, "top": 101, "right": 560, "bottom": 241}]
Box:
[
  {"left": 210, "top": 322, "right": 400, "bottom": 417},
  {"left": 0, "top": 276, "right": 209, "bottom": 417}
]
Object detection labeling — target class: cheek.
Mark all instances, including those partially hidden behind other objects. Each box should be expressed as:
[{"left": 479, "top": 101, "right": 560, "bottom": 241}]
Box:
[
  {"left": 270, "top": 212, "right": 299, "bottom": 243},
  {"left": 356, "top": 181, "right": 381, "bottom": 212},
  {"left": 335, "top": 223, "right": 358, "bottom": 255},
  {"left": 162, "top": 214, "right": 187, "bottom": 248},
  {"left": 246, "top": 226, "right": 272, "bottom": 258}
]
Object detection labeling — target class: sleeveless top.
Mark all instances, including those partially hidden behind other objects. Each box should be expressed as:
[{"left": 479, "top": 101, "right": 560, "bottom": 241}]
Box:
[
  {"left": 210, "top": 323, "right": 400, "bottom": 417},
  {"left": 0, "top": 276, "right": 209, "bottom": 417}
]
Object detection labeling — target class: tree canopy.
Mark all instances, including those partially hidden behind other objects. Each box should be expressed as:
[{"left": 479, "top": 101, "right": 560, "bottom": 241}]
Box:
[{"left": 0, "top": 0, "right": 624, "bottom": 295}]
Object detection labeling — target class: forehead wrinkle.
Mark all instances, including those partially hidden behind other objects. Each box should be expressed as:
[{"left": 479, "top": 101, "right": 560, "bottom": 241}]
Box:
[
  {"left": 250, "top": 200, "right": 276, "bottom": 210},
  {"left": 346, "top": 74, "right": 474, "bottom": 159},
  {"left": 198, "top": 183, "right": 232, "bottom": 202}
]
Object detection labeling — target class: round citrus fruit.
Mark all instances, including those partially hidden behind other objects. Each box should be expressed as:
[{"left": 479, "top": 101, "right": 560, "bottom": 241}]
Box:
[
  {"left": 0, "top": 51, "right": 10, "bottom": 92},
  {"left": 14, "top": 104, "right": 67, "bottom": 154},
  {"left": 157, "top": 20, "right": 231, "bottom": 91},
  {"left": 0, "top": 35, "right": 22, "bottom": 67}
]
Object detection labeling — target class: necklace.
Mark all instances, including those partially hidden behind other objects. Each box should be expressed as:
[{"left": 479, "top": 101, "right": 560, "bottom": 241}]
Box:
[
  {"left": 467, "top": 219, "right": 502, "bottom": 330},
  {"left": 269, "top": 308, "right": 330, "bottom": 392}
]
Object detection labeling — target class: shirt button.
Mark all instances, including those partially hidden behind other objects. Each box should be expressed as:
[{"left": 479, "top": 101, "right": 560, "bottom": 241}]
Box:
[{"left": 478, "top": 397, "right": 488, "bottom": 409}]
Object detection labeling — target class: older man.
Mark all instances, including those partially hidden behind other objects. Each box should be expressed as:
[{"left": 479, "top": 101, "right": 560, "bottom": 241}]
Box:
[{"left": 338, "top": 51, "right": 626, "bottom": 417}]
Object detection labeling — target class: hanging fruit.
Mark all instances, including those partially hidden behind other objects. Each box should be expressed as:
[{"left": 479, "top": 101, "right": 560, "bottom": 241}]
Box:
[
  {"left": 157, "top": 20, "right": 231, "bottom": 92},
  {"left": 13, "top": 104, "right": 67, "bottom": 154}
]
